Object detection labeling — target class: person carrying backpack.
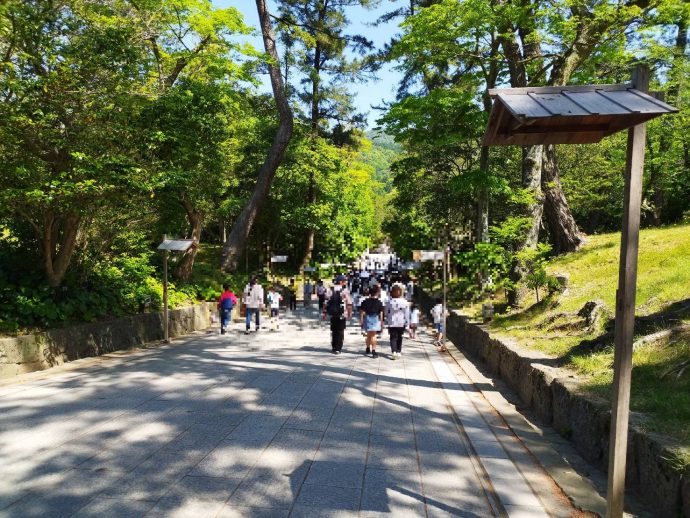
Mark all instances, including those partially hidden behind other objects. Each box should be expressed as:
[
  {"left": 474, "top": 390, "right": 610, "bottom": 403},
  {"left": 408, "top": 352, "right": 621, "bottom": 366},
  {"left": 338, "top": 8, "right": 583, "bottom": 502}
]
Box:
[
  {"left": 217, "top": 283, "right": 237, "bottom": 335},
  {"left": 325, "top": 274, "right": 352, "bottom": 354},
  {"left": 386, "top": 285, "right": 410, "bottom": 359}
]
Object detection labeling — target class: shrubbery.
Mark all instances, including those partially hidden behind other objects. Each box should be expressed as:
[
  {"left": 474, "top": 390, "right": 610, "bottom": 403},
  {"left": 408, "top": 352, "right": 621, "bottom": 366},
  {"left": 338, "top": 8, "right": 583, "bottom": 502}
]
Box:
[{"left": 0, "top": 250, "right": 201, "bottom": 333}]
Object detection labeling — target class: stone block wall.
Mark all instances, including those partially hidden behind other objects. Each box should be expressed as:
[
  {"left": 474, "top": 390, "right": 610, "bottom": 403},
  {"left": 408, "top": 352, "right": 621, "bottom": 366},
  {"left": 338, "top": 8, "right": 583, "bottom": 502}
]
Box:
[
  {"left": 418, "top": 290, "right": 688, "bottom": 517},
  {"left": 0, "top": 303, "right": 211, "bottom": 379}
]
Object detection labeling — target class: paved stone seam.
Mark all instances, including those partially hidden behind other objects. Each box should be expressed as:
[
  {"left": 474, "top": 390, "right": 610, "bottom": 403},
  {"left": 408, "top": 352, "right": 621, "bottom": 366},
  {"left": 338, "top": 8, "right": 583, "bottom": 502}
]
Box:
[
  {"left": 423, "top": 343, "right": 551, "bottom": 518},
  {"left": 0, "top": 309, "right": 575, "bottom": 517}
]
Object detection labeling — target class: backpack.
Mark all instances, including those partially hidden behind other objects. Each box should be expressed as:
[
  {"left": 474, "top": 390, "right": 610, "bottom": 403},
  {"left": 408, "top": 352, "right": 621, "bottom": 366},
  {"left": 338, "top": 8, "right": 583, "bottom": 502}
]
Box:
[
  {"left": 220, "top": 295, "right": 235, "bottom": 311},
  {"left": 326, "top": 290, "right": 344, "bottom": 317}
]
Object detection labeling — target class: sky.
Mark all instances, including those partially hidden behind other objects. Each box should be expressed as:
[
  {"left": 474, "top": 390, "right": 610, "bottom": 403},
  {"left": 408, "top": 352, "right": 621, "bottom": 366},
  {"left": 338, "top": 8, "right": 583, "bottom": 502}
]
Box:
[{"left": 214, "top": 1, "right": 405, "bottom": 128}]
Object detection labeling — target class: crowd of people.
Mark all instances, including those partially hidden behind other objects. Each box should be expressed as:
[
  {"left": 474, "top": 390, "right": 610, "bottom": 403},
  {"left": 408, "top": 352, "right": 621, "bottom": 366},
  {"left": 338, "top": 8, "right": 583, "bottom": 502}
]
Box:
[{"left": 215, "top": 267, "right": 447, "bottom": 357}]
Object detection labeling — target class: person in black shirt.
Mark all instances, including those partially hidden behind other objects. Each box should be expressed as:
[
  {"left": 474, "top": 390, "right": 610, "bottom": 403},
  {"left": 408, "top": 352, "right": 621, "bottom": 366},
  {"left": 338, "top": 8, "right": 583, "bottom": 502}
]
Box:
[
  {"left": 325, "top": 274, "right": 352, "bottom": 354},
  {"left": 359, "top": 286, "right": 384, "bottom": 358}
]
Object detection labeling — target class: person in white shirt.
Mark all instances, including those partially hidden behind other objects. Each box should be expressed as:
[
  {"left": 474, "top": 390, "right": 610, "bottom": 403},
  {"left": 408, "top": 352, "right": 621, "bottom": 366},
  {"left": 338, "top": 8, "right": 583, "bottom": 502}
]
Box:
[
  {"left": 379, "top": 288, "right": 388, "bottom": 305},
  {"left": 386, "top": 285, "right": 410, "bottom": 359},
  {"left": 243, "top": 277, "right": 264, "bottom": 334},
  {"left": 266, "top": 286, "right": 283, "bottom": 331},
  {"left": 409, "top": 302, "right": 419, "bottom": 339},
  {"left": 430, "top": 297, "right": 447, "bottom": 348}
]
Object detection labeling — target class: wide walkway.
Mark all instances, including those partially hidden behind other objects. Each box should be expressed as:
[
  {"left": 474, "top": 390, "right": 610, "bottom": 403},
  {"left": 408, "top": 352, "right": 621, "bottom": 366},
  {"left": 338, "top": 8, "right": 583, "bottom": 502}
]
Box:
[{"left": 0, "top": 308, "right": 569, "bottom": 517}]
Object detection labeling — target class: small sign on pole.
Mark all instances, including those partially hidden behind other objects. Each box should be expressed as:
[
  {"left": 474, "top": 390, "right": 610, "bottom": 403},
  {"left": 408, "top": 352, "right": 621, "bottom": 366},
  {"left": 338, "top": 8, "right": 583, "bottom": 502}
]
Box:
[
  {"left": 413, "top": 250, "right": 444, "bottom": 262},
  {"left": 271, "top": 255, "right": 288, "bottom": 263},
  {"left": 303, "top": 266, "right": 316, "bottom": 272},
  {"left": 157, "top": 238, "right": 195, "bottom": 343},
  {"left": 414, "top": 249, "right": 448, "bottom": 349}
]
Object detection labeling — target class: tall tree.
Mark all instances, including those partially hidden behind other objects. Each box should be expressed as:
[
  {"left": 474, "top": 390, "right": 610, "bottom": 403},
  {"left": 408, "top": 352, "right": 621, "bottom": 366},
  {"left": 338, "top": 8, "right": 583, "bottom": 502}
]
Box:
[
  {"left": 0, "top": 0, "right": 249, "bottom": 286},
  {"left": 275, "top": 0, "right": 374, "bottom": 268},
  {"left": 221, "top": 0, "right": 294, "bottom": 272}
]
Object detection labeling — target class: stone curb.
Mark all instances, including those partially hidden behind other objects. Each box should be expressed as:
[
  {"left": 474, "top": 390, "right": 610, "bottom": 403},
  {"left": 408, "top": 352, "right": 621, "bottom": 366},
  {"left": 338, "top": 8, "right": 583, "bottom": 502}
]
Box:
[{"left": 0, "top": 302, "right": 211, "bottom": 380}]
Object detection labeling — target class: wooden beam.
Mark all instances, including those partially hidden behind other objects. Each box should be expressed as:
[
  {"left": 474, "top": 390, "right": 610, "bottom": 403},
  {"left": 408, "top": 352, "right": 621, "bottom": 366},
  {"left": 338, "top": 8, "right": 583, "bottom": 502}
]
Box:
[{"left": 606, "top": 64, "right": 649, "bottom": 518}]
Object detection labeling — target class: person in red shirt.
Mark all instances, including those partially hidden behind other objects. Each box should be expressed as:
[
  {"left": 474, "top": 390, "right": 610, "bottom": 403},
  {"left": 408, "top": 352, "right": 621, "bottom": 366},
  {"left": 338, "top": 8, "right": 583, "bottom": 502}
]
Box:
[{"left": 217, "top": 284, "right": 237, "bottom": 335}]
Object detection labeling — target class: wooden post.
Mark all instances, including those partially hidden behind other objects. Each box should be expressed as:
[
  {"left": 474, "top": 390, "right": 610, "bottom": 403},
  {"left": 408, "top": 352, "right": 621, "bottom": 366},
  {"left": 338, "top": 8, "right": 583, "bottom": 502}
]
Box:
[
  {"left": 162, "top": 243, "right": 169, "bottom": 344},
  {"left": 606, "top": 65, "right": 649, "bottom": 518}
]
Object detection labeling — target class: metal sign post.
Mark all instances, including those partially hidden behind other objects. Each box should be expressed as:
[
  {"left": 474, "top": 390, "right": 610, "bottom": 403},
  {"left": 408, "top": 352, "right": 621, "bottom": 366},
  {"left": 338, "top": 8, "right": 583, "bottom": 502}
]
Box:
[
  {"left": 157, "top": 238, "right": 195, "bottom": 343},
  {"left": 162, "top": 248, "right": 169, "bottom": 343},
  {"left": 442, "top": 244, "right": 448, "bottom": 350},
  {"left": 270, "top": 255, "right": 287, "bottom": 283},
  {"left": 413, "top": 249, "right": 446, "bottom": 346}
]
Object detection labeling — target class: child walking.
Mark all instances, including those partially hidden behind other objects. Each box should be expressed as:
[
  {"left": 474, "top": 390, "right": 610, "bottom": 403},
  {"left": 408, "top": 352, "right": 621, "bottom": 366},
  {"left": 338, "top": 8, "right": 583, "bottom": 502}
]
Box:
[
  {"left": 430, "top": 297, "right": 447, "bottom": 350},
  {"left": 267, "top": 286, "right": 283, "bottom": 331},
  {"left": 217, "top": 284, "right": 237, "bottom": 335},
  {"left": 409, "top": 302, "right": 419, "bottom": 339}
]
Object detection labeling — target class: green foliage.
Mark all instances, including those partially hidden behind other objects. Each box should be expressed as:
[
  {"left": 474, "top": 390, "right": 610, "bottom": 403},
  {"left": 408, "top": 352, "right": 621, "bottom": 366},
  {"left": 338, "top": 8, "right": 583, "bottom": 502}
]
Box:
[
  {"left": 515, "top": 243, "right": 552, "bottom": 302},
  {"left": 491, "top": 224, "right": 690, "bottom": 445},
  {"left": 0, "top": 251, "right": 196, "bottom": 333},
  {"left": 454, "top": 243, "right": 510, "bottom": 299}
]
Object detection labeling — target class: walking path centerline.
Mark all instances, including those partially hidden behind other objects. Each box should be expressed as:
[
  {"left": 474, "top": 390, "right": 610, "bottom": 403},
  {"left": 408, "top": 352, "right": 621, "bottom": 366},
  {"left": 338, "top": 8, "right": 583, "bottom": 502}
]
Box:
[{"left": 0, "top": 308, "right": 562, "bottom": 517}]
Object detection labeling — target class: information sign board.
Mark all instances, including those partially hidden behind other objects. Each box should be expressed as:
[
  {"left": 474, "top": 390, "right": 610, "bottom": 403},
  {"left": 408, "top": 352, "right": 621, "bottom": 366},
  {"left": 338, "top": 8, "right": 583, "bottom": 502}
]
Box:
[{"left": 413, "top": 250, "right": 444, "bottom": 261}]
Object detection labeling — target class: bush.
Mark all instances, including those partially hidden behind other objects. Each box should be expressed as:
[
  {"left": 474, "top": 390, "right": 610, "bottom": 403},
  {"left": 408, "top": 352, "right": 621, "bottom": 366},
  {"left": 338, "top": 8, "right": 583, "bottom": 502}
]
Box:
[{"left": 0, "top": 251, "right": 199, "bottom": 334}]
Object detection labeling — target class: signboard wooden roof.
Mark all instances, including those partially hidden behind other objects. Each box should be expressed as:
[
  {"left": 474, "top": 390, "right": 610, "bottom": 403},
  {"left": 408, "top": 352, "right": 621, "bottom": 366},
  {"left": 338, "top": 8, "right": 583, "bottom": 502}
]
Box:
[
  {"left": 157, "top": 239, "right": 195, "bottom": 252},
  {"left": 483, "top": 84, "right": 678, "bottom": 146}
]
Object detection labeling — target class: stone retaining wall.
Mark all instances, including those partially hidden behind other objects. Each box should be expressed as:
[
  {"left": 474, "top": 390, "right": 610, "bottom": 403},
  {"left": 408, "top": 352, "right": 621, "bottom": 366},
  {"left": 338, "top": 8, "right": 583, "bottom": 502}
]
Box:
[
  {"left": 419, "top": 291, "right": 689, "bottom": 518},
  {"left": 0, "top": 303, "right": 211, "bottom": 379}
]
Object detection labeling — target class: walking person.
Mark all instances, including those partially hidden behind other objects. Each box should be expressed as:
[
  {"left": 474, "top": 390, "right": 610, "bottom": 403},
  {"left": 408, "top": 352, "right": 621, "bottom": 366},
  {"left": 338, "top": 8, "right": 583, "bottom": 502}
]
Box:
[
  {"left": 243, "top": 277, "right": 264, "bottom": 334},
  {"left": 217, "top": 283, "right": 237, "bottom": 335},
  {"left": 267, "top": 286, "right": 283, "bottom": 331},
  {"left": 316, "top": 280, "right": 326, "bottom": 313},
  {"left": 431, "top": 297, "right": 447, "bottom": 349},
  {"left": 325, "top": 274, "right": 352, "bottom": 354},
  {"left": 405, "top": 278, "right": 415, "bottom": 302},
  {"left": 303, "top": 279, "right": 313, "bottom": 308},
  {"left": 409, "top": 302, "right": 419, "bottom": 339},
  {"left": 386, "top": 285, "right": 410, "bottom": 359},
  {"left": 288, "top": 279, "right": 297, "bottom": 311},
  {"left": 359, "top": 285, "right": 383, "bottom": 358}
]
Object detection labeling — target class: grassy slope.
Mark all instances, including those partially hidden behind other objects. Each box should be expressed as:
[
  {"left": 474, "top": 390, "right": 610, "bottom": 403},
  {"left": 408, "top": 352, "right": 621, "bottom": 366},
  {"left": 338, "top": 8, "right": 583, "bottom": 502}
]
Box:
[{"left": 491, "top": 224, "right": 690, "bottom": 451}]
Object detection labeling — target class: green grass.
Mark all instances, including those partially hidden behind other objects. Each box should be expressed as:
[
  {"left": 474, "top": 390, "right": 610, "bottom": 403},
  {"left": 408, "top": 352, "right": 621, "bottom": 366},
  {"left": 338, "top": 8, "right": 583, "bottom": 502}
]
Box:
[{"left": 489, "top": 224, "right": 690, "bottom": 452}]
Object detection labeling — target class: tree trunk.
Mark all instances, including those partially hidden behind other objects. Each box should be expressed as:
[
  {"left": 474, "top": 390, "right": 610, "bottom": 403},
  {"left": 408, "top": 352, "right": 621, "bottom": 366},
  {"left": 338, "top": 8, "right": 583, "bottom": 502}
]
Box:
[
  {"left": 475, "top": 141, "right": 490, "bottom": 244},
  {"left": 39, "top": 210, "right": 82, "bottom": 287},
  {"left": 221, "top": 0, "right": 293, "bottom": 272},
  {"left": 301, "top": 23, "right": 323, "bottom": 271},
  {"left": 508, "top": 145, "right": 544, "bottom": 306},
  {"left": 521, "top": 145, "right": 544, "bottom": 248},
  {"left": 542, "top": 145, "right": 582, "bottom": 253},
  {"left": 175, "top": 194, "right": 203, "bottom": 281},
  {"left": 301, "top": 169, "right": 317, "bottom": 269}
]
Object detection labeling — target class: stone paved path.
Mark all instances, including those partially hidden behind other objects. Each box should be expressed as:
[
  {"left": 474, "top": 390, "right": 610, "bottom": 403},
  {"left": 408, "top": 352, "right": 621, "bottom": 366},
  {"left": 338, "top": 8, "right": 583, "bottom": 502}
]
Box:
[{"left": 0, "top": 309, "right": 568, "bottom": 517}]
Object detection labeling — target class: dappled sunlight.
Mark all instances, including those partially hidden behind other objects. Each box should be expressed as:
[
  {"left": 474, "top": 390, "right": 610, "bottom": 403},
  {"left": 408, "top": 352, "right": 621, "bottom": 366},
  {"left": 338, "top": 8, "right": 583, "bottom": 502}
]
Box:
[{"left": 0, "top": 308, "right": 542, "bottom": 516}]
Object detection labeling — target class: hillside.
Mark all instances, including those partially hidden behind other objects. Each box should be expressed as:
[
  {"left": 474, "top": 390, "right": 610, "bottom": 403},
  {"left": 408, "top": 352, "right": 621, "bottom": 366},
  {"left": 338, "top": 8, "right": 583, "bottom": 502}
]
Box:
[{"left": 491, "top": 224, "right": 690, "bottom": 447}]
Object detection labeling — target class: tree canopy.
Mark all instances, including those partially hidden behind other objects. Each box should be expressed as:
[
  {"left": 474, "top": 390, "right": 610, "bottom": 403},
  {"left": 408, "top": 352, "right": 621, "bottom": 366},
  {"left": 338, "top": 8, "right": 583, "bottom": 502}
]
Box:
[{"left": 0, "top": 0, "right": 688, "bottom": 330}]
